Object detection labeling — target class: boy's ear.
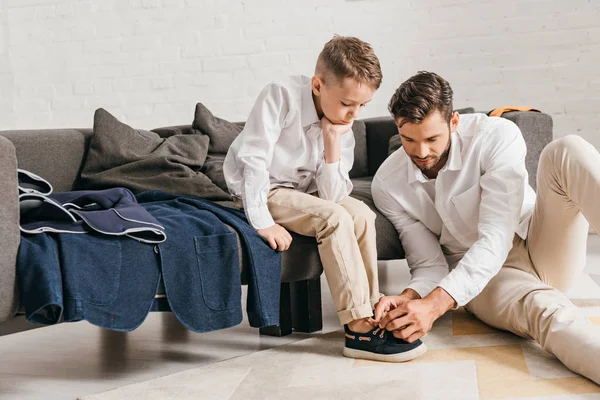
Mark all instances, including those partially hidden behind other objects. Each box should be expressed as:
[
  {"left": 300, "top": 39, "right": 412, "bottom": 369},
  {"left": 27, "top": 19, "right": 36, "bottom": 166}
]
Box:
[{"left": 311, "top": 75, "right": 323, "bottom": 96}]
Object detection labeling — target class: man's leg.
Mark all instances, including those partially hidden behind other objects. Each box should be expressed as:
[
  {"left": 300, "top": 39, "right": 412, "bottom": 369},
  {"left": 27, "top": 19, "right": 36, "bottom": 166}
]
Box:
[
  {"left": 337, "top": 196, "right": 382, "bottom": 308},
  {"left": 467, "top": 240, "right": 600, "bottom": 384},
  {"left": 469, "top": 136, "right": 600, "bottom": 384},
  {"left": 527, "top": 135, "right": 600, "bottom": 290},
  {"left": 266, "top": 188, "right": 373, "bottom": 326}
]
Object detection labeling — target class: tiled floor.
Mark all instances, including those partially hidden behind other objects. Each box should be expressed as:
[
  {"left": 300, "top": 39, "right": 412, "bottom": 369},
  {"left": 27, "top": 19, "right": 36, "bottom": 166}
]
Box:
[{"left": 2, "top": 234, "right": 600, "bottom": 400}]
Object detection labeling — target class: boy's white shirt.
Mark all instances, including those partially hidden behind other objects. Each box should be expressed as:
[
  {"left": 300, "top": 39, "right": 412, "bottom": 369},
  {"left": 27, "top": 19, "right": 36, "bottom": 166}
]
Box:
[
  {"left": 372, "top": 113, "right": 537, "bottom": 306},
  {"left": 223, "top": 75, "right": 355, "bottom": 230}
]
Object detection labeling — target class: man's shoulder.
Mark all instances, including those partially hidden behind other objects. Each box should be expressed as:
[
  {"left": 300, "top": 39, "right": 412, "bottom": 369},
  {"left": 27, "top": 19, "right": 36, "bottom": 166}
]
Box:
[
  {"left": 457, "top": 113, "right": 523, "bottom": 154},
  {"left": 458, "top": 113, "right": 521, "bottom": 139}
]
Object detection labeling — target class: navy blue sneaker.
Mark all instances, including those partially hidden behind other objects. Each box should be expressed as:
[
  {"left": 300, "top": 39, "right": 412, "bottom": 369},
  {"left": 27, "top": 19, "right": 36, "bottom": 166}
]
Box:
[{"left": 342, "top": 325, "right": 427, "bottom": 362}]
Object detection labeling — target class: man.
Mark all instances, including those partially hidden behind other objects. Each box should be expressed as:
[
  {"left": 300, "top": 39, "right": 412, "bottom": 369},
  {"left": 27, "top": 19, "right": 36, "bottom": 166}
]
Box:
[{"left": 371, "top": 70, "right": 600, "bottom": 383}]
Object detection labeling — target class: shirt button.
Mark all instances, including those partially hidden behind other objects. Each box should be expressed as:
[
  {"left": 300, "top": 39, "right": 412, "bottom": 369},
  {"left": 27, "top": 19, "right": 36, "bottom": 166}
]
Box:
[{"left": 153, "top": 245, "right": 159, "bottom": 254}]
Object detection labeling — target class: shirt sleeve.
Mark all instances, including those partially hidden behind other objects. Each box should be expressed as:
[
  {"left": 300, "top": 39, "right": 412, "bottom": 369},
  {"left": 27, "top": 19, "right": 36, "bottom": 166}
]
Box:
[
  {"left": 315, "top": 129, "right": 354, "bottom": 202},
  {"left": 372, "top": 176, "right": 450, "bottom": 298},
  {"left": 236, "top": 83, "right": 290, "bottom": 230},
  {"left": 437, "top": 119, "right": 528, "bottom": 306}
]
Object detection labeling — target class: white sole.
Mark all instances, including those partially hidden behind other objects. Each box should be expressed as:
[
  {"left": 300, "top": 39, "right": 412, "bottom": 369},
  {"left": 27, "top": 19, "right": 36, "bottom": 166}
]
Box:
[{"left": 342, "top": 342, "right": 428, "bottom": 363}]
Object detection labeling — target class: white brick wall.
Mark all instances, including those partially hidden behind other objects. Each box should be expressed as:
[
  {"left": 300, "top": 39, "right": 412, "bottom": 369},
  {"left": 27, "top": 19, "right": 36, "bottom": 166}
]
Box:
[{"left": 0, "top": 0, "right": 599, "bottom": 148}]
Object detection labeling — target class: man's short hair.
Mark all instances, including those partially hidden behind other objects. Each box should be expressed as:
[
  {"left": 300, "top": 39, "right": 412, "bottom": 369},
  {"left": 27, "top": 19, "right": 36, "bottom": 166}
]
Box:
[
  {"left": 388, "top": 71, "right": 454, "bottom": 127},
  {"left": 315, "top": 35, "right": 382, "bottom": 89}
]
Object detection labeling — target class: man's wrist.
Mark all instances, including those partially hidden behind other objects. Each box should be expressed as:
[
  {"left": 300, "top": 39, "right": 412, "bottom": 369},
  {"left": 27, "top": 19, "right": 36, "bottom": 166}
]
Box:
[
  {"left": 400, "top": 288, "right": 422, "bottom": 300},
  {"left": 424, "top": 287, "right": 457, "bottom": 317}
]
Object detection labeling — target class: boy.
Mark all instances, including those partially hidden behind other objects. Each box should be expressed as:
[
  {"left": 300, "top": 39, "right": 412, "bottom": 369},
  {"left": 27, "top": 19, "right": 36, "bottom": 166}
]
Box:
[{"left": 224, "top": 35, "right": 426, "bottom": 362}]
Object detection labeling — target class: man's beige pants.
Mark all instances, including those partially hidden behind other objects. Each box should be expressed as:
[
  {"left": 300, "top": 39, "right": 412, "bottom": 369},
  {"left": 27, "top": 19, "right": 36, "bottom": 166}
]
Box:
[
  {"left": 265, "top": 188, "right": 381, "bottom": 325},
  {"left": 467, "top": 135, "right": 600, "bottom": 384}
]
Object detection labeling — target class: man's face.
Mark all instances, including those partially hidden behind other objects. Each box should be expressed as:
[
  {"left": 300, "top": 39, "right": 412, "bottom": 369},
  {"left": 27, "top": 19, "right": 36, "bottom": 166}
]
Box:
[
  {"left": 312, "top": 75, "right": 375, "bottom": 125},
  {"left": 397, "top": 110, "right": 459, "bottom": 173}
]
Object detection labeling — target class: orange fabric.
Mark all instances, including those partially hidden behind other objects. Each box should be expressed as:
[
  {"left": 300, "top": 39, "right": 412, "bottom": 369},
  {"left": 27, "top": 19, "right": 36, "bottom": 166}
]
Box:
[{"left": 489, "top": 106, "right": 541, "bottom": 117}]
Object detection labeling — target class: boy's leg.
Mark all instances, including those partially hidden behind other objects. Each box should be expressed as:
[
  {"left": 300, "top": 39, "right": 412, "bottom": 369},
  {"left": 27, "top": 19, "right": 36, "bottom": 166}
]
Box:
[
  {"left": 266, "top": 188, "right": 373, "bottom": 325},
  {"left": 468, "top": 135, "right": 600, "bottom": 384},
  {"left": 337, "top": 196, "right": 382, "bottom": 308}
]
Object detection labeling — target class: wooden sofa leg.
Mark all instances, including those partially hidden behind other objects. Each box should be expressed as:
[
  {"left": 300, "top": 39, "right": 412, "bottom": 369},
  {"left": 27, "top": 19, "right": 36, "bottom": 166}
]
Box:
[
  {"left": 290, "top": 277, "right": 323, "bottom": 333},
  {"left": 259, "top": 282, "right": 292, "bottom": 337}
]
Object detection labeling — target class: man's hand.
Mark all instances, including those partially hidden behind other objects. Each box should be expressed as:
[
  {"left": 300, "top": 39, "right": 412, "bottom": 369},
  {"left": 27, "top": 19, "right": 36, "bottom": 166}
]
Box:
[
  {"left": 257, "top": 224, "right": 292, "bottom": 251},
  {"left": 373, "top": 289, "right": 421, "bottom": 323},
  {"left": 321, "top": 117, "right": 352, "bottom": 164},
  {"left": 378, "top": 288, "right": 456, "bottom": 343}
]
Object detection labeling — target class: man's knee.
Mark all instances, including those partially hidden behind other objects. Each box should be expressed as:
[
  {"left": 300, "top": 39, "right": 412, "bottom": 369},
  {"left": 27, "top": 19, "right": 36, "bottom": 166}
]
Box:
[{"left": 541, "top": 135, "right": 591, "bottom": 166}]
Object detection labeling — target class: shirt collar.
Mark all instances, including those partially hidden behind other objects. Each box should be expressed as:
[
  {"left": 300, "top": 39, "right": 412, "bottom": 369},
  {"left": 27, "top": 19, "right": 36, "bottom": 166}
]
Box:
[
  {"left": 300, "top": 78, "right": 320, "bottom": 127},
  {"left": 407, "top": 131, "right": 463, "bottom": 184},
  {"left": 444, "top": 131, "right": 463, "bottom": 171}
]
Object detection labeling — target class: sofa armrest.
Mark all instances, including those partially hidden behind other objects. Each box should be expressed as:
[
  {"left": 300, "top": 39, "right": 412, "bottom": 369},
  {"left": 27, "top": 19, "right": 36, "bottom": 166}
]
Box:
[
  {"left": 0, "top": 136, "right": 20, "bottom": 322},
  {"left": 500, "top": 111, "right": 553, "bottom": 191}
]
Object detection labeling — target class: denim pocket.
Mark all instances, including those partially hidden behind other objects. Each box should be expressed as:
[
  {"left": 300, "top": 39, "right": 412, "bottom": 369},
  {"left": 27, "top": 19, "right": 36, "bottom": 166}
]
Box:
[
  {"left": 59, "top": 234, "right": 122, "bottom": 306},
  {"left": 194, "top": 232, "right": 241, "bottom": 311}
]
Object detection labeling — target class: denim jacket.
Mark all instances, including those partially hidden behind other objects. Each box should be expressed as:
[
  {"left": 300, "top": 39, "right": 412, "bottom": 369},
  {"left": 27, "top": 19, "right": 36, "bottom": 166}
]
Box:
[{"left": 17, "top": 190, "right": 281, "bottom": 332}]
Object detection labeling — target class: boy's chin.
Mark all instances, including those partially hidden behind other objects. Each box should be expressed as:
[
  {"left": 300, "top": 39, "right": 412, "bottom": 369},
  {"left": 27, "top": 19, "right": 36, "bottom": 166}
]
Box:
[{"left": 324, "top": 115, "right": 353, "bottom": 126}]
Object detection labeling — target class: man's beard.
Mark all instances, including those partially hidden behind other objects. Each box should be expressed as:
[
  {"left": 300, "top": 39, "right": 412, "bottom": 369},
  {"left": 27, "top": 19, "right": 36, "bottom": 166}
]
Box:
[{"left": 412, "top": 141, "right": 451, "bottom": 172}]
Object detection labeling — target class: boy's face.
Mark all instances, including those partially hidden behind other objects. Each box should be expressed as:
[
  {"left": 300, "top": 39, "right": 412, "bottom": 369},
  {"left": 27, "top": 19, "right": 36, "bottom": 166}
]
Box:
[
  {"left": 311, "top": 75, "right": 375, "bottom": 126},
  {"left": 396, "top": 110, "right": 459, "bottom": 173}
]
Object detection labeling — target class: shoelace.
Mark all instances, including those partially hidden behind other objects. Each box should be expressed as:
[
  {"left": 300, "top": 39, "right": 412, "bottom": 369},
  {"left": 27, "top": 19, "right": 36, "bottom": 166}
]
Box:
[{"left": 372, "top": 327, "right": 386, "bottom": 339}]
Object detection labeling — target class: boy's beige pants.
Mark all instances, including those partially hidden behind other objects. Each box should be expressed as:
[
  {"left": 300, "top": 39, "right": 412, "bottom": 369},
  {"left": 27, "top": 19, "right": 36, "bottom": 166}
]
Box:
[
  {"left": 467, "top": 135, "right": 600, "bottom": 384},
  {"left": 264, "top": 188, "right": 381, "bottom": 325}
]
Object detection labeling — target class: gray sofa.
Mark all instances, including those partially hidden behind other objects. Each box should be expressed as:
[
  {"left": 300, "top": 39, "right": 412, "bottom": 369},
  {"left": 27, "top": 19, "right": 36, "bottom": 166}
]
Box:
[{"left": 0, "top": 110, "right": 553, "bottom": 336}]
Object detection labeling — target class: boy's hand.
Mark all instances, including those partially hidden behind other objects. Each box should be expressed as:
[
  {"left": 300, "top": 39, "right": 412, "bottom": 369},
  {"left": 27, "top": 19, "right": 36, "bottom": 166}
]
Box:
[
  {"left": 321, "top": 116, "right": 352, "bottom": 137},
  {"left": 321, "top": 117, "right": 351, "bottom": 164},
  {"left": 257, "top": 224, "right": 293, "bottom": 251}
]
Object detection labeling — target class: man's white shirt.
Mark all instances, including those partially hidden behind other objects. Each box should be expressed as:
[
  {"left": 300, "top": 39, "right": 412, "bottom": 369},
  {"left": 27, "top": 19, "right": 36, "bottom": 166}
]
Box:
[
  {"left": 223, "top": 75, "right": 354, "bottom": 230},
  {"left": 372, "top": 113, "right": 536, "bottom": 306}
]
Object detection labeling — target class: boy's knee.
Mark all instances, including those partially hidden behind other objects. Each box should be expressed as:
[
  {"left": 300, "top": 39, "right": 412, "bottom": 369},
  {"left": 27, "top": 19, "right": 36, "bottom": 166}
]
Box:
[
  {"left": 351, "top": 203, "right": 377, "bottom": 229},
  {"left": 327, "top": 203, "right": 354, "bottom": 227}
]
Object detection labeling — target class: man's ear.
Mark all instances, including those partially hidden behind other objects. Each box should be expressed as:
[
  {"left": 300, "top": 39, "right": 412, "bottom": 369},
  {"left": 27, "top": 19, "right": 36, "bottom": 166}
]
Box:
[
  {"left": 311, "top": 75, "right": 323, "bottom": 96},
  {"left": 450, "top": 111, "right": 460, "bottom": 132}
]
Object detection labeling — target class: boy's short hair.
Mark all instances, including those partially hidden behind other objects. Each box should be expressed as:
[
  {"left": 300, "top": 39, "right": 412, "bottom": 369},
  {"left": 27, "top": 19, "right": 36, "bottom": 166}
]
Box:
[
  {"left": 315, "top": 35, "right": 382, "bottom": 89},
  {"left": 388, "top": 71, "right": 454, "bottom": 128}
]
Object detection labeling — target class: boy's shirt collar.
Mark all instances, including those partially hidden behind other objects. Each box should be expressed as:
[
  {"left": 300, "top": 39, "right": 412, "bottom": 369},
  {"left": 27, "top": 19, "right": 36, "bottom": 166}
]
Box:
[{"left": 300, "top": 76, "right": 320, "bottom": 127}]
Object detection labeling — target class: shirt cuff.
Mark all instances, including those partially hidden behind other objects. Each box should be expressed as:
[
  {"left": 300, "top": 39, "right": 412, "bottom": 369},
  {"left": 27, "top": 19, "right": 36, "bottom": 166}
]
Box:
[
  {"left": 245, "top": 203, "right": 275, "bottom": 230},
  {"left": 406, "top": 280, "right": 437, "bottom": 300},
  {"left": 437, "top": 268, "right": 477, "bottom": 307},
  {"left": 320, "top": 160, "right": 343, "bottom": 181}
]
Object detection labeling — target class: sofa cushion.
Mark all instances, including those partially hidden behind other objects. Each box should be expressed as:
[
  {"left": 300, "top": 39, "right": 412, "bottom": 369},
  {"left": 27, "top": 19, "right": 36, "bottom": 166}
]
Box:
[
  {"left": 0, "top": 129, "right": 93, "bottom": 192},
  {"left": 350, "top": 177, "right": 405, "bottom": 260},
  {"left": 349, "top": 120, "right": 368, "bottom": 178},
  {"left": 203, "top": 153, "right": 228, "bottom": 193},
  {"left": 500, "top": 111, "right": 552, "bottom": 191},
  {"left": 0, "top": 136, "right": 20, "bottom": 322},
  {"left": 81, "top": 108, "right": 230, "bottom": 200},
  {"left": 191, "top": 103, "right": 243, "bottom": 154}
]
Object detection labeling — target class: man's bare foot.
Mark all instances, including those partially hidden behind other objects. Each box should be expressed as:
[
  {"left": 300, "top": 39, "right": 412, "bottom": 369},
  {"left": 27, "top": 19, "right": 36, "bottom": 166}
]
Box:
[{"left": 347, "top": 318, "right": 375, "bottom": 333}]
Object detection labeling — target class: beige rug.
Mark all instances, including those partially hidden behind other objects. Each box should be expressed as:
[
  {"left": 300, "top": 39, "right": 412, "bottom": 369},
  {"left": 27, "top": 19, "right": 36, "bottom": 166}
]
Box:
[{"left": 80, "top": 275, "right": 600, "bottom": 400}]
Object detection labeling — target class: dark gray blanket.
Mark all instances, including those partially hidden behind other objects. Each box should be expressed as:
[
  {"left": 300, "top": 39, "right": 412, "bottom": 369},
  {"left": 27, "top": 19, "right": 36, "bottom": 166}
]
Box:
[{"left": 81, "top": 109, "right": 231, "bottom": 200}]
